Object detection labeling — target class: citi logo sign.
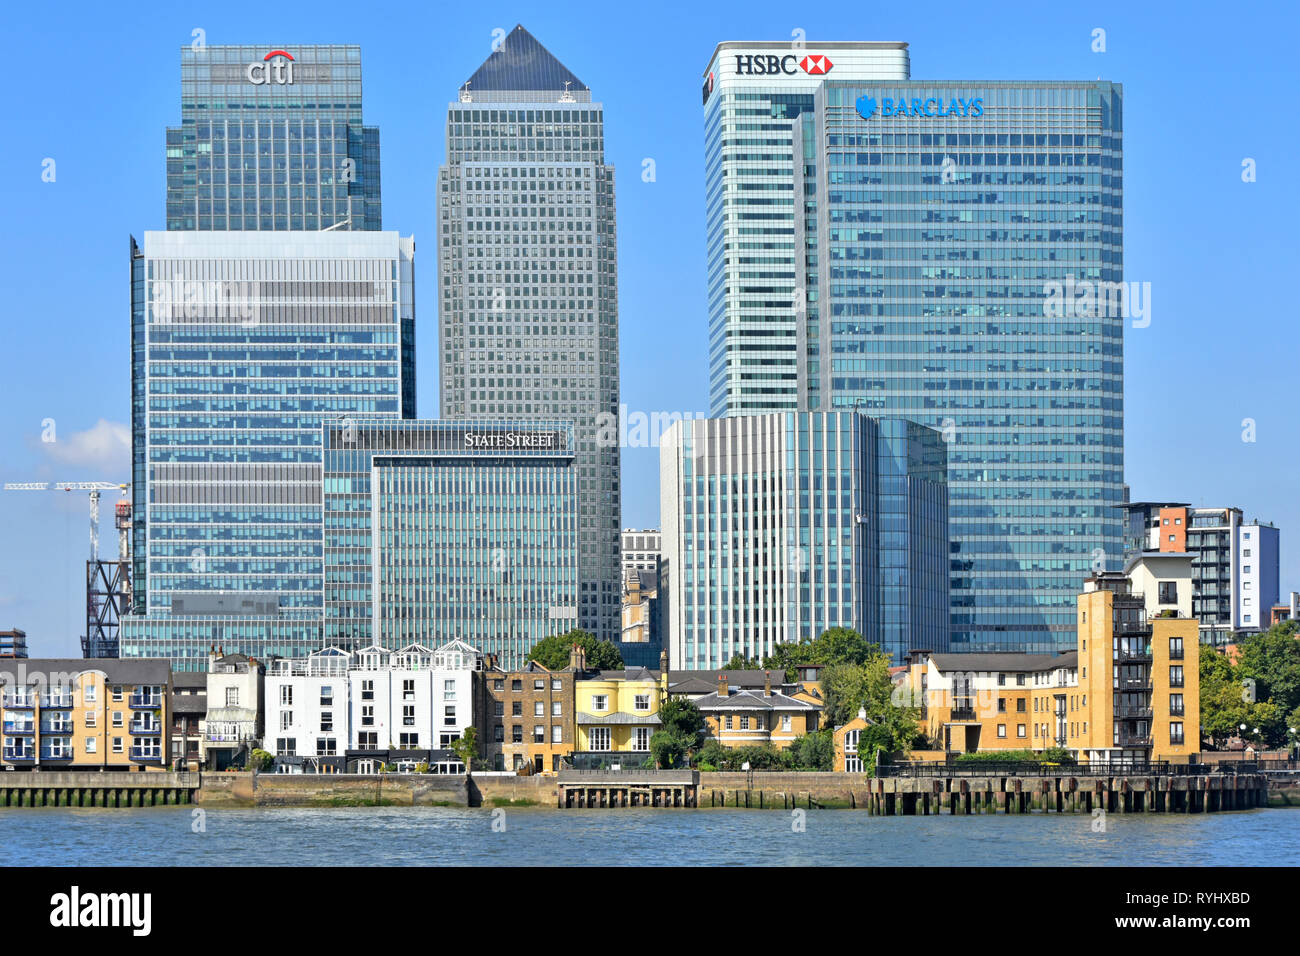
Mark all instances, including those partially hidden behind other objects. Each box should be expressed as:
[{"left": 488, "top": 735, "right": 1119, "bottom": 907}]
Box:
[
  {"left": 246, "top": 50, "right": 295, "bottom": 85},
  {"left": 734, "top": 53, "right": 834, "bottom": 76},
  {"left": 856, "top": 95, "right": 984, "bottom": 120}
]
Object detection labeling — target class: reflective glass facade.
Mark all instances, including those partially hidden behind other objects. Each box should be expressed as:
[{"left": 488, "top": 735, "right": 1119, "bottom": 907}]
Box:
[
  {"left": 796, "top": 81, "right": 1125, "bottom": 652},
  {"left": 437, "top": 27, "right": 621, "bottom": 641},
  {"left": 322, "top": 419, "right": 578, "bottom": 667},
  {"left": 660, "top": 412, "right": 948, "bottom": 667},
  {"left": 125, "top": 45, "right": 408, "bottom": 670},
  {"left": 121, "top": 232, "right": 415, "bottom": 669},
  {"left": 700, "top": 42, "right": 911, "bottom": 416},
  {"left": 167, "top": 45, "right": 381, "bottom": 231}
]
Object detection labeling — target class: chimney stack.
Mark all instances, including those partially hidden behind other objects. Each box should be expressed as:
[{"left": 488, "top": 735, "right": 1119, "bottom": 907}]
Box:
[
  {"left": 718, "top": 674, "right": 729, "bottom": 698},
  {"left": 764, "top": 670, "right": 772, "bottom": 697}
]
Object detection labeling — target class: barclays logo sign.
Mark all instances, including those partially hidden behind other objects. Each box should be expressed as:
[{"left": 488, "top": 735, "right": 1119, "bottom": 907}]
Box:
[{"left": 856, "top": 95, "right": 984, "bottom": 120}]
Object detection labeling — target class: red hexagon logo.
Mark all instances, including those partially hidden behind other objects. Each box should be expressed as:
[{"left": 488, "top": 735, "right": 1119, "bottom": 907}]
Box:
[{"left": 799, "top": 55, "right": 833, "bottom": 75}]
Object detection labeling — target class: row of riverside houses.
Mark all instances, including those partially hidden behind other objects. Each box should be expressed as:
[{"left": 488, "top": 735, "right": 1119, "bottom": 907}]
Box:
[
  {"left": 0, "top": 552, "right": 1207, "bottom": 774},
  {"left": 0, "top": 640, "right": 827, "bottom": 773}
]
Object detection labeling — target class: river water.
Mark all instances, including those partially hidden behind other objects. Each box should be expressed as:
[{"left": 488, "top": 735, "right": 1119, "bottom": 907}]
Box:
[{"left": 3, "top": 806, "right": 1298, "bottom": 866}]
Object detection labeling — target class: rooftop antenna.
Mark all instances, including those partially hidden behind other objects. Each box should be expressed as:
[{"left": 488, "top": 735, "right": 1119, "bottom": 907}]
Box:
[
  {"left": 559, "top": 80, "right": 575, "bottom": 103},
  {"left": 459, "top": 81, "right": 472, "bottom": 103}
]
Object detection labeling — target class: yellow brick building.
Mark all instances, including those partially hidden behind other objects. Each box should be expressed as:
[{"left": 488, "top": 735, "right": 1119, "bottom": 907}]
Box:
[
  {"left": 833, "top": 711, "right": 872, "bottom": 772},
  {"left": 843, "top": 560, "right": 1201, "bottom": 768},
  {"left": 0, "top": 659, "right": 172, "bottom": 770},
  {"left": 693, "top": 673, "right": 821, "bottom": 748}
]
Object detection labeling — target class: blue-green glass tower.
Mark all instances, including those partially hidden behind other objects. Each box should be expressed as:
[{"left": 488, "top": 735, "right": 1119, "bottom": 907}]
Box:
[
  {"left": 322, "top": 420, "right": 578, "bottom": 667},
  {"left": 794, "top": 80, "right": 1125, "bottom": 652},
  {"left": 166, "top": 44, "right": 380, "bottom": 231},
  {"left": 123, "top": 46, "right": 411, "bottom": 670}
]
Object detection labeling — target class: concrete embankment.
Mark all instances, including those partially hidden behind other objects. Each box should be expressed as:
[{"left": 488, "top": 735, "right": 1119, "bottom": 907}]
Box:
[
  {"left": 0, "top": 771, "right": 198, "bottom": 807},
  {"left": 2, "top": 769, "right": 1281, "bottom": 813},
  {"left": 1266, "top": 773, "right": 1300, "bottom": 808},
  {"left": 196, "top": 772, "right": 468, "bottom": 807},
  {"left": 469, "top": 771, "right": 1271, "bottom": 814}
]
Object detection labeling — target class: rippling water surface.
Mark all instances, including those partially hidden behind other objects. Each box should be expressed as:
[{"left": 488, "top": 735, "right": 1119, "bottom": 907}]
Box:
[{"left": 3, "top": 806, "right": 1298, "bottom": 866}]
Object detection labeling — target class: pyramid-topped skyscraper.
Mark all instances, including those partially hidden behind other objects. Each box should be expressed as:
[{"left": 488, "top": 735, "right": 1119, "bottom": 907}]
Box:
[
  {"left": 463, "top": 24, "right": 587, "bottom": 94},
  {"left": 437, "top": 26, "right": 623, "bottom": 648}
]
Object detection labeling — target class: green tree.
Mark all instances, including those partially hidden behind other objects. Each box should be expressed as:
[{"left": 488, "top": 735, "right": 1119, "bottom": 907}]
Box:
[
  {"left": 247, "top": 748, "right": 274, "bottom": 772},
  {"left": 821, "top": 646, "right": 897, "bottom": 727},
  {"left": 449, "top": 727, "right": 477, "bottom": 776},
  {"left": 1201, "top": 679, "right": 1251, "bottom": 749},
  {"left": 787, "top": 729, "right": 834, "bottom": 771},
  {"left": 723, "top": 653, "right": 761, "bottom": 669},
  {"left": 1235, "top": 622, "right": 1300, "bottom": 718},
  {"left": 658, "top": 696, "right": 707, "bottom": 747},
  {"left": 817, "top": 645, "right": 920, "bottom": 769},
  {"left": 694, "top": 739, "right": 729, "bottom": 771},
  {"left": 649, "top": 730, "right": 694, "bottom": 770},
  {"left": 526, "top": 629, "right": 624, "bottom": 670},
  {"left": 651, "top": 696, "right": 707, "bottom": 769},
  {"left": 1200, "top": 635, "right": 1300, "bottom": 749},
  {"left": 1287, "top": 704, "right": 1300, "bottom": 757},
  {"left": 764, "top": 626, "right": 873, "bottom": 681}
]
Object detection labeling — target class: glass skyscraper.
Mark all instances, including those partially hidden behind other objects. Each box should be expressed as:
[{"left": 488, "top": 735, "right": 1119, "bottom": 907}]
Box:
[
  {"left": 794, "top": 80, "right": 1125, "bottom": 652},
  {"left": 167, "top": 44, "right": 381, "bottom": 231},
  {"left": 121, "top": 232, "right": 415, "bottom": 669},
  {"left": 322, "top": 419, "right": 578, "bottom": 667},
  {"left": 659, "top": 411, "right": 948, "bottom": 667},
  {"left": 701, "top": 42, "right": 911, "bottom": 416},
  {"left": 123, "top": 45, "right": 413, "bottom": 670},
  {"left": 437, "top": 25, "right": 621, "bottom": 641}
]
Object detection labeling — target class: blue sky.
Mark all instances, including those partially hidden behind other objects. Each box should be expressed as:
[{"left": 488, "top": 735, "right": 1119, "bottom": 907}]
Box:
[{"left": 3, "top": 0, "right": 1297, "bottom": 656}]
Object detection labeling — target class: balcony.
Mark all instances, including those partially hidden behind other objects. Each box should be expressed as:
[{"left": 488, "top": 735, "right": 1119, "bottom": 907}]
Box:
[
  {"left": 1115, "top": 648, "right": 1152, "bottom": 663},
  {"left": 1118, "top": 677, "right": 1152, "bottom": 690},
  {"left": 950, "top": 704, "right": 978, "bottom": 721},
  {"left": 1169, "top": 706, "right": 1186, "bottom": 717},
  {"left": 1114, "top": 706, "right": 1152, "bottom": 720},
  {"left": 129, "top": 747, "right": 163, "bottom": 762},
  {"left": 2, "top": 694, "right": 35, "bottom": 709},
  {"left": 43, "top": 692, "right": 74, "bottom": 708},
  {"left": 1115, "top": 733, "right": 1152, "bottom": 747},
  {"left": 40, "top": 745, "right": 74, "bottom": 761},
  {"left": 41, "top": 720, "right": 74, "bottom": 735},
  {"left": 129, "top": 721, "right": 163, "bottom": 736},
  {"left": 1169, "top": 648, "right": 1185, "bottom": 661},
  {"left": 3, "top": 721, "right": 35, "bottom": 735},
  {"left": 3, "top": 746, "right": 35, "bottom": 761},
  {"left": 129, "top": 693, "right": 163, "bottom": 710}
]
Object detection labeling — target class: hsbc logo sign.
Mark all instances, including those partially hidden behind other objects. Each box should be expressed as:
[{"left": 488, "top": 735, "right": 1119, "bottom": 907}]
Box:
[
  {"left": 734, "top": 53, "right": 834, "bottom": 76},
  {"left": 246, "top": 50, "right": 295, "bottom": 85},
  {"left": 800, "top": 54, "right": 833, "bottom": 75}
]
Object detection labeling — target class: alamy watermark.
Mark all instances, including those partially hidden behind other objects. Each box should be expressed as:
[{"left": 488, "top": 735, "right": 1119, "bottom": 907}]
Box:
[
  {"left": 1043, "top": 277, "right": 1150, "bottom": 328},
  {"left": 151, "top": 279, "right": 260, "bottom": 327},
  {"left": 595, "top": 405, "right": 707, "bottom": 449}
]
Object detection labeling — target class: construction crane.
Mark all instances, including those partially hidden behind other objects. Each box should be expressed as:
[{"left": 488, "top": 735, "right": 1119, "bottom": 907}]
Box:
[{"left": 2, "top": 481, "right": 132, "bottom": 658}]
